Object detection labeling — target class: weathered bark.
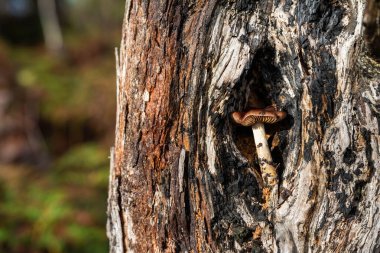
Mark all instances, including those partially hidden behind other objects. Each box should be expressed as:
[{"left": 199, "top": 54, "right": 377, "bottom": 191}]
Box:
[{"left": 108, "top": 0, "right": 380, "bottom": 252}]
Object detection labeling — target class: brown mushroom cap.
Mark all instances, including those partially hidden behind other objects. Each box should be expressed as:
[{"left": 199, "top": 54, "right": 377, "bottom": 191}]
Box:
[{"left": 231, "top": 105, "right": 287, "bottom": 126}]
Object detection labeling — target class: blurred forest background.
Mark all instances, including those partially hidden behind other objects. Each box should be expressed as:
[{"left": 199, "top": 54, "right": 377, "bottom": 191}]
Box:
[
  {"left": 0, "top": 0, "right": 378, "bottom": 253},
  {"left": 0, "top": 0, "right": 124, "bottom": 252}
]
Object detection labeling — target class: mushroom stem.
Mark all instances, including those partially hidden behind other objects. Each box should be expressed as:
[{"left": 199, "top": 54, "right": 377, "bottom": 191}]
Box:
[
  {"left": 252, "top": 123, "right": 272, "bottom": 163},
  {"left": 231, "top": 106, "right": 286, "bottom": 218},
  {"left": 251, "top": 123, "right": 278, "bottom": 212}
]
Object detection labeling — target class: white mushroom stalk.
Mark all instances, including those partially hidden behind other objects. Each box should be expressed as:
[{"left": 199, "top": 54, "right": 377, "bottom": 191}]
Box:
[{"left": 231, "top": 105, "right": 287, "bottom": 217}]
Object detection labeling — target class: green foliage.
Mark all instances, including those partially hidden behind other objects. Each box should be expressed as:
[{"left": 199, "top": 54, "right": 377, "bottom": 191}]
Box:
[
  {"left": 13, "top": 45, "right": 114, "bottom": 126},
  {"left": 0, "top": 1, "right": 124, "bottom": 252},
  {"left": 0, "top": 143, "right": 109, "bottom": 253}
]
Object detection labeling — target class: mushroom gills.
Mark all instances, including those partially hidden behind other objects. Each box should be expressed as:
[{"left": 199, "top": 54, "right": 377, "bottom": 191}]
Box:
[{"left": 241, "top": 115, "right": 281, "bottom": 126}]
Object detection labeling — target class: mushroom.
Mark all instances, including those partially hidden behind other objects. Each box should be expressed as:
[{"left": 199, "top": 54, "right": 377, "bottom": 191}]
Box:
[{"left": 231, "top": 105, "right": 286, "bottom": 212}]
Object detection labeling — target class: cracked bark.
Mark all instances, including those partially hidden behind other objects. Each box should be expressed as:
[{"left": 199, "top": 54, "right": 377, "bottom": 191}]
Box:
[{"left": 107, "top": 0, "right": 380, "bottom": 252}]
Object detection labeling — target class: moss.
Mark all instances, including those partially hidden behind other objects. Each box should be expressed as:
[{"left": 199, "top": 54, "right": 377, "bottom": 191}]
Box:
[{"left": 0, "top": 143, "right": 109, "bottom": 253}]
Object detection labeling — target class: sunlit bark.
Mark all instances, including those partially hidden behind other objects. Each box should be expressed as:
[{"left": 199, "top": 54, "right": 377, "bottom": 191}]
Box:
[{"left": 108, "top": 0, "right": 380, "bottom": 252}]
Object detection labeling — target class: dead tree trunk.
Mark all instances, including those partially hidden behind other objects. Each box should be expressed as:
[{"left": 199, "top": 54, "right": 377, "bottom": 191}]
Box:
[{"left": 107, "top": 0, "right": 380, "bottom": 252}]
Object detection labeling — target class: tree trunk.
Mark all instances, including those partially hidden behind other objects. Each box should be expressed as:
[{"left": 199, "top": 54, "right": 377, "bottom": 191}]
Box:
[
  {"left": 37, "top": 0, "right": 64, "bottom": 55},
  {"left": 107, "top": 0, "right": 380, "bottom": 252}
]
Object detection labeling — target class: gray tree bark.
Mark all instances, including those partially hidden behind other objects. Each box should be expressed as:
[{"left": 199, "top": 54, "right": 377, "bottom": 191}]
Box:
[{"left": 107, "top": 0, "right": 380, "bottom": 252}]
